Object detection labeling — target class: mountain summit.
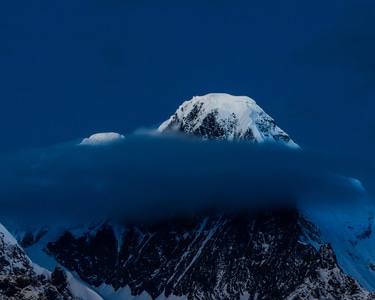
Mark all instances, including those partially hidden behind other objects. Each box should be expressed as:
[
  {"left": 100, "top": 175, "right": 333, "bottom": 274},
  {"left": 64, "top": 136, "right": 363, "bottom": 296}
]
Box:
[
  {"left": 3, "top": 93, "right": 375, "bottom": 300},
  {"left": 159, "top": 93, "right": 298, "bottom": 147}
]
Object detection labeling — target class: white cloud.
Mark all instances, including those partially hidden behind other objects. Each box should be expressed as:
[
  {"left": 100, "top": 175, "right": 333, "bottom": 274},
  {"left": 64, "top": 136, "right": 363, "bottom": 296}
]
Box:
[{"left": 79, "top": 132, "right": 125, "bottom": 146}]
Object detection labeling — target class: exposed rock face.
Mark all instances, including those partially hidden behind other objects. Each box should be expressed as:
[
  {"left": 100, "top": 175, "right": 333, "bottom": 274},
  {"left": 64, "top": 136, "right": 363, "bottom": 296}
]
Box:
[
  {"left": 158, "top": 93, "right": 298, "bottom": 147},
  {"left": 0, "top": 224, "right": 79, "bottom": 300},
  {"left": 46, "top": 210, "right": 375, "bottom": 300}
]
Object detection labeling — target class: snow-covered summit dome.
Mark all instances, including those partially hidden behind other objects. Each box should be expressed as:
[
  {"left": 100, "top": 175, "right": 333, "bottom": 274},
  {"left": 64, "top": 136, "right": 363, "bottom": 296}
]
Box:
[
  {"left": 158, "top": 93, "right": 298, "bottom": 147},
  {"left": 79, "top": 132, "right": 125, "bottom": 146}
]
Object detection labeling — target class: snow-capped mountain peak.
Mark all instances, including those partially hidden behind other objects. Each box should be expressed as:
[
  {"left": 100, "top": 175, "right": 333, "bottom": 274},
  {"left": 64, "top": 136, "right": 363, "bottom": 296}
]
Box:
[
  {"left": 5, "top": 93, "right": 375, "bottom": 299},
  {"left": 158, "top": 93, "right": 298, "bottom": 147}
]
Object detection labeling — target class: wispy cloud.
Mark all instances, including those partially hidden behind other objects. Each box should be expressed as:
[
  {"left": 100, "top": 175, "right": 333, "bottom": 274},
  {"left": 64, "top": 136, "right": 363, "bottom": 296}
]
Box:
[{"left": 0, "top": 133, "right": 367, "bottom": 226}]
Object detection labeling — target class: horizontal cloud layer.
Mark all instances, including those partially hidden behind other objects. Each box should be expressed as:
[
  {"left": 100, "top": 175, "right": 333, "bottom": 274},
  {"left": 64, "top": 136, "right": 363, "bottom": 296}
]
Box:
[{"left": 0, "top": 133, "right": 368, "bottom": 226}]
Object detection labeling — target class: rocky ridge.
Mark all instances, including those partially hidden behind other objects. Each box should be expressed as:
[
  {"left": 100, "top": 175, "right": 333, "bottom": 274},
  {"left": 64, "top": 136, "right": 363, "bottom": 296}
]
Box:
[{"left": 0, "top": 223, "right": 80, "bottom": 300}]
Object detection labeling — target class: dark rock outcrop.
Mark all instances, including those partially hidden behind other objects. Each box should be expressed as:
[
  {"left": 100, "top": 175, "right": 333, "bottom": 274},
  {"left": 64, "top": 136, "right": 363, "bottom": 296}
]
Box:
[
  {"left": 0, "top": 224, "right": 80, "bottom": 300},
  {"left": 46, "top": 210, "right": 374, "bottom": 299}
]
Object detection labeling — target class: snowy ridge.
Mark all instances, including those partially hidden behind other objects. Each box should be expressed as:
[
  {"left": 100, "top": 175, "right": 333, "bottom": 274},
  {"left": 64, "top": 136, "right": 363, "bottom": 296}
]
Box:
[
  {"left": 0, "top": 224, "right": 20, "bottom": 248},
  {"left": 0, "top": 223, "right": 33, "bottom": 275},
  {"left": 158, "top": 93, "right": 298, "bottom": 147},
  {"left": 0, "top": 223, "right": 85, "bottom": 299}
]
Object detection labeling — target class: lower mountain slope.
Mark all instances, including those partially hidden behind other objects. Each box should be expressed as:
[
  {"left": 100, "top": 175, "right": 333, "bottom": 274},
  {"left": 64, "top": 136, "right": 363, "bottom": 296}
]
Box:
[
  {"left": 45, "top": 209, "right": 375, "bottom": 300},
  {"left": 0, "top": 223, "right": 80, "bottom": 300}
]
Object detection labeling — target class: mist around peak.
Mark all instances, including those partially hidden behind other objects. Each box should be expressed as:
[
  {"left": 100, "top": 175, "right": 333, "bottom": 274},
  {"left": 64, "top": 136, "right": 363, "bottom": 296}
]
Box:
[{"left": 0, "top": 132, "right": 368, "bottom": 227}]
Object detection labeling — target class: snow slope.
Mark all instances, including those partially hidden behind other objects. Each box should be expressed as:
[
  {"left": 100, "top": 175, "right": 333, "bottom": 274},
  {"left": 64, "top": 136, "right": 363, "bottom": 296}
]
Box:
[{"left": 300, "top": 186, "right": 375, "bottom": 291}]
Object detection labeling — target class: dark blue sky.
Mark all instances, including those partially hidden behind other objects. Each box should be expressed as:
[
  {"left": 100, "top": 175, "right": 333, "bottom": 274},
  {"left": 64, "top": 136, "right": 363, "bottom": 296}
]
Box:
[{"left": 1, "top": 1, "right": 375, "bottom": 187}]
